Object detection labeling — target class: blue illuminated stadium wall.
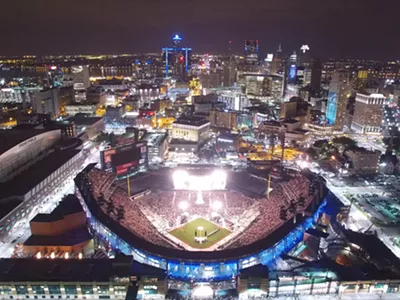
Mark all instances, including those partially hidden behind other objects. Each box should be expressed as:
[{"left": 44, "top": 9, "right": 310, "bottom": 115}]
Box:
[
  {"left": 76, "top": 183, "right": 328, "bottom": 281},
  {"left": 326, "top": 91, "right": 338, "bottom": 125}
]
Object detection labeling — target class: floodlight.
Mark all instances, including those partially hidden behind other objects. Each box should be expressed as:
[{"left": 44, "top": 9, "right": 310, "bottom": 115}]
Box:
[
  {"left": 173, "top": 170, "right": 188, "bottom": 188},
  {"left": 192, "top": 285, "right": 213, "bottom": 298},
  {"left": 178, "top": 201, "right": 189, "bottom": 211},
  {"left": 212, "top": 201, "right": 222, "bottom": 211}
]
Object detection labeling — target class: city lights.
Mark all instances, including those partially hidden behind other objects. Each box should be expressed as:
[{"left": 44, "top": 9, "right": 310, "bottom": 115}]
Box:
[{"left": 0, "top": 24, "right": 399, "bottom": 300}]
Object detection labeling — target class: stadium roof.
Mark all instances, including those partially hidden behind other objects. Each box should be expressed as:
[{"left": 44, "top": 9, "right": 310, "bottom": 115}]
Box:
[
  {"left": 239, "top": 264, "right": 269, "bottom": 279},
  {"left": 131, "top": 260, "right": 166, "bottom": 279},
  {"left": 0, "top": 129, "right": 49, "bottom": 155},
  {"left": 0, "top": 256, "right": 132, "bottom": 282},
  {"left": 68, "top": 116, "right": 103, "bottom": 126},
  {"left": 0, "top": 149, "right": 81, "bottom": 200}
]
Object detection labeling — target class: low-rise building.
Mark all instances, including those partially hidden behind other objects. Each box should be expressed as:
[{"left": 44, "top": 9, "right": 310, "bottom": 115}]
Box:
[
  {"left": 86, "top": 86, "right": 107, "bottom": 105},
  {"left": 68, "top": 116, "right": 104, "bottom": 140},
  {"left": 171, "top": 116, "right": 210, "bottom": 143},
  {"left": 209, "top": 110, "right": 238, "bottom": 130},
  {"left": 258, "top": 119, "right": 310, "bottom": 144},
  {"left": 150, "top": 99, "right": 172, "bottom": 112},
  {"left": 65, "top": 103, "right": 97, "bottom": 116},
  {"left": 0, "top": 256, "right": 132, "bottom": 299},
  {"left": 344, "top": 147, "right": 381, "bottom": 174},
  {"left": 23, "top": 194, "right": 93, "bottom": 256},
  {"left": 106, "top": 105, "right": 125, "bottom": 120},
  {"left": 216, "top": 90, "right": 249, "bottom": 111},
  {"left": 96, "top": 78, "right": 128, "bottom": 91}
]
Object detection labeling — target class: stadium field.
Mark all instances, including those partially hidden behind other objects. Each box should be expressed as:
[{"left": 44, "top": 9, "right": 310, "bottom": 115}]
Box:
[{"left": 169, "top": 218, "right": 231, "bottom": 249}]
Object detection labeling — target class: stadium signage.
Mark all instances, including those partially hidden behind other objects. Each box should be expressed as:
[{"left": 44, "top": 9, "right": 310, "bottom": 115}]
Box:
[{"left": 19, "top": 137, "right": 36, "bottom": 148}]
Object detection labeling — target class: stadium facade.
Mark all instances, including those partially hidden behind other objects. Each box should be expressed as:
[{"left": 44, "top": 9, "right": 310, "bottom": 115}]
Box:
[
  {"left": 75, "top": 164, "right": 328, "bottom": 281},
  {"left": 0, "top": 129, "right": 84, "bottom": 241}
]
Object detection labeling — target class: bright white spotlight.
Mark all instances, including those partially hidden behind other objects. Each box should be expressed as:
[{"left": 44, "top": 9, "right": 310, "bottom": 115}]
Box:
[
  {"left": 192, "top": 284, "right": 213, "bottom": 298},
  {"left": 178, "top": 201, "right": 189, "bottom": 211},
  {"left": 211, "top": 201, "right": 222, "bottom": 211},
  {"left": 173, "top": 170, "right": 188, "bottom": 189},
  {"left": 297, "top": 160, "right": 309, "bottom": 169},
  {"left": 211, "top": 170, "right": 227, "bottom": 189},
  {"left": 191, "top": 175, "right": 211, "bottom": 191}
]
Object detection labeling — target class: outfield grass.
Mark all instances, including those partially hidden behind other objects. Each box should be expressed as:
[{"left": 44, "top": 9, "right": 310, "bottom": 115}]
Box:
[{"left": 169, "top": 217, "right": 231, "bottom": 249}]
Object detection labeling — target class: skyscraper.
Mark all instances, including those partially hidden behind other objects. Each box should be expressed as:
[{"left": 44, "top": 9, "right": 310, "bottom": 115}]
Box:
[
  {"left": 326, "top": 71, "right": 351, "bottom": 130},
  {"left": 223, "top": 56, "right": 237, "bottom": 87},
  {"left": 271, "top": 44, "right": 283, "bottom": 75},
  {"left": 162, "top": 34, "right": 192, "bottom": 80},
  {"left": 72, "top": 65, "right": 90, "bottom": 91},
  {"left": 244, "top": 40, "right": 259, "bottom": 65},
  {"left": 351, "top": 93, "right": 386, "bottom": 134},
  {"left": 33, "top": 88, "right": 61, "bottom": 118},
  {"left": 309, "top": 59, "right": 322, "bottom": 95}
]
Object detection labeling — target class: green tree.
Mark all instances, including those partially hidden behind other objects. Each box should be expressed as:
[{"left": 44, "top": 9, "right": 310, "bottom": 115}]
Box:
[
  {"left": 305, "top": 147, "right": 318, "bottom": 160},
  {"left": 313, "top": 139, "right": 330, "bottom": 148},
  {"left": 332, "top": 137, "right": 357, "bottom": 149}
]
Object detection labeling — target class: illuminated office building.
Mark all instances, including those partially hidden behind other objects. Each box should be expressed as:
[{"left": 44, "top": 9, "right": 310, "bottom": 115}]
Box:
[
  {"left": 72, "top": 65, "right": 90, "bottom": 91},
  {"left": 162, "top": 34, "right": 192, "bottom": 80},
  {"left": 33, "top": 88, "right": 61, "bottom": 118},
  {"left": 326, "top": 71, "right": 351, "bottom": 130},
  {"left": 351, "top": 93, "right": 386, "bottom": 134}
]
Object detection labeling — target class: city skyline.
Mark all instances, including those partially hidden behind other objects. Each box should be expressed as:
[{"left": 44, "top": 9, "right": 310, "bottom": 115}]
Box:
[
  {"left": 1, "top": 0, "right": 400, "bottom": 59},
  {"left": 1, "top": 1, "right": 400, "bottom": 298}
]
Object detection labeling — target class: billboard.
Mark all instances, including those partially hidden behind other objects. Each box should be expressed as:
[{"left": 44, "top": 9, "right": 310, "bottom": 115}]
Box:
[
  {"left": 100, "top": 142, "right": 148, "bottom": 176},
  {"left": 326, "top": 91, "right": 338, "bottom": 125},
  {"left": 100, "top": 148, "right": 117, "bottom": 172},
  {"left": 111, "top": 142, "right": 148, "bottom": 177}
]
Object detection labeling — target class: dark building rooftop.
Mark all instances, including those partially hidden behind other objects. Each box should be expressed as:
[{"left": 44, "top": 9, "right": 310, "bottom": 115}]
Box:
[
  {"left": 0, "top": 256, "right": 132, "bottom": 282},
  {"left": 68, "top": 116, "right": 103, "bottom": 126},
  {"left": 31, "top": 194, "right": 84, "bottom": 223},
  {"left": 173, "top": 116, "right": 209, "bottom": 126},
  {"left": 0, "top": 129, "right": 49, "bottom": 155},
  {"left": 0, "top": 149, "right": 81, "bottom": 200},
  {"left": 0, "top": 197, "right": 22, "bottom": 220},
  {"left": 283, "top": 118, "right": 299, "bottom": 124}
]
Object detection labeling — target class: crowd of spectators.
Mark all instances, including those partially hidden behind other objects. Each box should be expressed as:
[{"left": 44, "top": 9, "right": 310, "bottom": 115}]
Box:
[
  {"left": 226, "top": 175, "right": 312, "bottom": 249},
  {"left": 87, "top": 168, "right": 314, "bottom": 250}
]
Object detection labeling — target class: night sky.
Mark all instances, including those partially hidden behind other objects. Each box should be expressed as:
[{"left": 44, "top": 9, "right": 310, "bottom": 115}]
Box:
[{"left": 1, "top": 0, "right": 399, "bottom": 59}]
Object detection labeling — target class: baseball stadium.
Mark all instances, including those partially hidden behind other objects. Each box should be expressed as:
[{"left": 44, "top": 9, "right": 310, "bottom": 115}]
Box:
[{"left": 74, "top": 164, "right": 328, "bottom": 297}]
